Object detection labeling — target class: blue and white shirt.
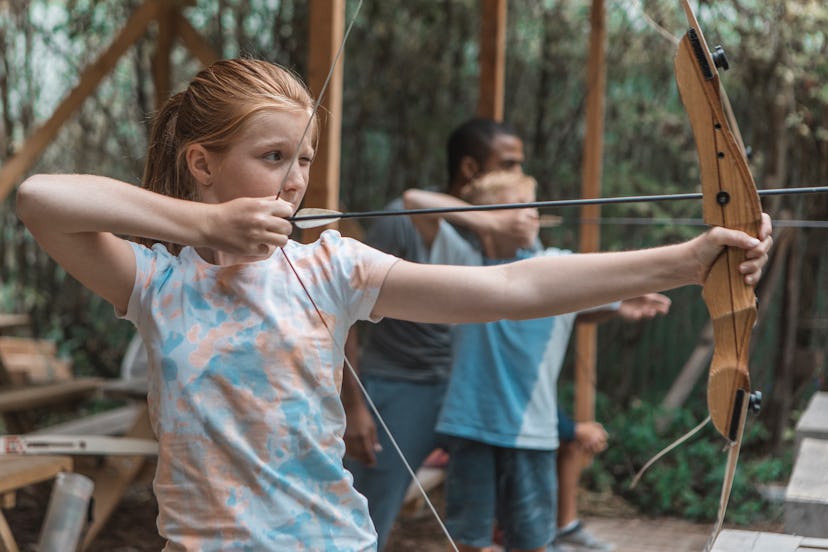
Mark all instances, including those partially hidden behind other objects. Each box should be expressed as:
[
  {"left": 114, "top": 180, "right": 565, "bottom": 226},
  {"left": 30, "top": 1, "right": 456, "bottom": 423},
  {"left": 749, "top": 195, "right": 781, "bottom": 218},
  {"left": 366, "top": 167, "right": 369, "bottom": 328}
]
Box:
[{"left": 432, "top": 221, "right": 580, "bottom": 450}]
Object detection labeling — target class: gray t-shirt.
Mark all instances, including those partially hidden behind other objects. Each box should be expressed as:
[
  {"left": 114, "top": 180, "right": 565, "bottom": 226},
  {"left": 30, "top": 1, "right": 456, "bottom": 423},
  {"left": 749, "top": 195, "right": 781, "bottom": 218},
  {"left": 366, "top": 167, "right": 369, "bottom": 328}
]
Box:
[{"left": 358, "top": 198, "right": 454, "bottom": 382}]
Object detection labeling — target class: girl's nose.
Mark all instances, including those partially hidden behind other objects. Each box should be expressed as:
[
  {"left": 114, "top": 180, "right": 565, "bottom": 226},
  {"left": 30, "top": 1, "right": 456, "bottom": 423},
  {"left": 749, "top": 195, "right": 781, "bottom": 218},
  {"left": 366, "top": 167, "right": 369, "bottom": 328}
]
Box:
[{"left": 281, "top": 164, "right": 307, "bottom": 193}]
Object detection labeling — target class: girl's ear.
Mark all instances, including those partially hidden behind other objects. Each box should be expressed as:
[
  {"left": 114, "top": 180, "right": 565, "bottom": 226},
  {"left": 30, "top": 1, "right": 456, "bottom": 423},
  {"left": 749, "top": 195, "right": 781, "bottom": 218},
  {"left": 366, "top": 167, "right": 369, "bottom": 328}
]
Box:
[{"left": 185, "top": 144, "right": 214, "bottom": 187}]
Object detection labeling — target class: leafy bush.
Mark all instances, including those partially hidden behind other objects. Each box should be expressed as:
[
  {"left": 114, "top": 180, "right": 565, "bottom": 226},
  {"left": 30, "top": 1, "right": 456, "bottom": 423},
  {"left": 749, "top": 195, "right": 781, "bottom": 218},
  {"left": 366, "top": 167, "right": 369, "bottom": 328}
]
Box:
[{"left": 579, "top": 395, "right": 790, "bottom": 525}]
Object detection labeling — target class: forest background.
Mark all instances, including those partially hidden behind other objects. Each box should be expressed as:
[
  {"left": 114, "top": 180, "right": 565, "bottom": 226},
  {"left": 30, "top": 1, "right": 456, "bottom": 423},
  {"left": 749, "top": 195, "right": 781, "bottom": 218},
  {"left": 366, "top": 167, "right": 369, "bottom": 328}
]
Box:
[{"left": 0, "top": 0, "right": 826, "bottom": 524}]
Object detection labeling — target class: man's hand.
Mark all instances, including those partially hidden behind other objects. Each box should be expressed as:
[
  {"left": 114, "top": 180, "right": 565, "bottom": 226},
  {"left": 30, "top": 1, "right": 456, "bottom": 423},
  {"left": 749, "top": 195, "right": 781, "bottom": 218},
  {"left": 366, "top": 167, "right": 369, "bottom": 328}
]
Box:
[
  {"left": 617, "top": 293, "right": 672, "bottom": 321},
  {"left": 343, "top": 400, "right": 381, "bottom": 466}
]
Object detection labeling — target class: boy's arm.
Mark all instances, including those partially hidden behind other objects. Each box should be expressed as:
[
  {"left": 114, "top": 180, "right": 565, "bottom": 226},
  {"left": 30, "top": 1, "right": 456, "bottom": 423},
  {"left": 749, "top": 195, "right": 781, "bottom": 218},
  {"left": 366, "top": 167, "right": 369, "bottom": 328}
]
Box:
[
  {"left": 401, "top": 188, "right": 535, "bottom": 250},
  {"left": 575, "top": 293, "right": 672, "bottom": 324}
]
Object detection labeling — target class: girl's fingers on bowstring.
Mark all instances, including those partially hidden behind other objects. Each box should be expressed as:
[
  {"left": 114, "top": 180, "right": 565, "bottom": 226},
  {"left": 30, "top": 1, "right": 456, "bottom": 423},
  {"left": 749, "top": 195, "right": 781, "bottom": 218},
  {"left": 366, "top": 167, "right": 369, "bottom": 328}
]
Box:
[
  {"left": 207, "top": 197, "right": 293, "bottom": 254},
  {"left": 264, "top": 200, "right": 295, "bottom": 236}
]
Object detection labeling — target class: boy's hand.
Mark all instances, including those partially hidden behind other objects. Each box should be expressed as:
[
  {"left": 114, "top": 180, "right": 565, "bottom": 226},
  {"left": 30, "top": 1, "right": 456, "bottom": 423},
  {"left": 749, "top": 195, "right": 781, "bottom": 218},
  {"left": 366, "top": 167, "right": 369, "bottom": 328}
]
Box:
[
  {"left": 489, "top": 207, "right": 540, "bottom": 250},
  {"left": 574, "top": 421, "right": 609, "bottom": 454},
  {"left": 204, "top": 197, "right": 294, "bottom": 258}
]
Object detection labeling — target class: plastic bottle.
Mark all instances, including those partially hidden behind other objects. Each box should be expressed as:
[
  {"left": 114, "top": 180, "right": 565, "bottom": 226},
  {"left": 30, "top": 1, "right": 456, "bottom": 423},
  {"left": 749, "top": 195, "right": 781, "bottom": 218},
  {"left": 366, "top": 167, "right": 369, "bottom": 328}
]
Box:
[{"left": 37, "top": 471, "right": 94, "bottom": 552}]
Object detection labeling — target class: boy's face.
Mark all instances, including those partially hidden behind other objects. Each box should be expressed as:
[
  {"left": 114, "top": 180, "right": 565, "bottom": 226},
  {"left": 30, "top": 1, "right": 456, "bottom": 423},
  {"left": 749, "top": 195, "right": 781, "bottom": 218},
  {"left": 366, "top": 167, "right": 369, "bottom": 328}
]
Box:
[{"left": 481, "top": 134, "right": 524, "bottom": 175}]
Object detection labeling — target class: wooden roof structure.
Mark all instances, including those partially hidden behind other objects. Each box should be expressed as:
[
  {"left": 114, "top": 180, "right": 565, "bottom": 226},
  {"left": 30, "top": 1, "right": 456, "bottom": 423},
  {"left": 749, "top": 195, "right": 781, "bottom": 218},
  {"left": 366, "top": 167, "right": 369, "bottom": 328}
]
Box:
[{"left": 0, "top": 0, "right": 607, "bottom": 428}]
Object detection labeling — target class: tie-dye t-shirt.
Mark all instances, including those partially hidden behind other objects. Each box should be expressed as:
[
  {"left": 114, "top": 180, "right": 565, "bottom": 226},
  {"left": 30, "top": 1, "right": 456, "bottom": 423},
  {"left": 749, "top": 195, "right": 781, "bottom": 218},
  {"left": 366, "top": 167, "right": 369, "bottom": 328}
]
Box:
[{"left": 122, "top": 230, "right": 398, "bottom": 551}]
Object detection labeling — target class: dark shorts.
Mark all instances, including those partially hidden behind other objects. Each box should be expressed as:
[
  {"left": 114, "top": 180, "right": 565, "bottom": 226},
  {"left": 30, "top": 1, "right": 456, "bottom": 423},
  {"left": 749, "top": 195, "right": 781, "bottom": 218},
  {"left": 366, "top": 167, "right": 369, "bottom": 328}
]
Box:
[{"left": 444, "top": 436, "right": 557, "bottom": 550}]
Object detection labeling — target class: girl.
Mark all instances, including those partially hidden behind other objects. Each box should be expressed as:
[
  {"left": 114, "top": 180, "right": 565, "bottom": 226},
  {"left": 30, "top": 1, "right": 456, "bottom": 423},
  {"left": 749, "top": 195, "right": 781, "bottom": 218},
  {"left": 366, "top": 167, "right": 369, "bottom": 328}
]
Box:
[{"left": 16, "top": 58, "right": 772, "bottom": 551}]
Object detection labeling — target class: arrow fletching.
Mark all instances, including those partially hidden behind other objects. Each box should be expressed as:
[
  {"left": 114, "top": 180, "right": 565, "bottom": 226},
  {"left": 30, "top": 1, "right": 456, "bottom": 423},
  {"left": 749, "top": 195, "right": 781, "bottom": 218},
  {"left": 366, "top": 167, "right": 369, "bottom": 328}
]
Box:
[{"left": 292, "top": 208, "right": 343, "bottom": 229}]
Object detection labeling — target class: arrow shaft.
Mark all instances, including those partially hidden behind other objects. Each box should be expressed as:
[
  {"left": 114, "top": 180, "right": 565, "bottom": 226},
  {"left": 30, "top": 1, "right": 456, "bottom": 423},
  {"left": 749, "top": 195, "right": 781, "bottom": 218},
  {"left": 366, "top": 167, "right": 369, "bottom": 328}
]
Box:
[{"left": 289, "top": 186, "right": 828, "bottom": 225}]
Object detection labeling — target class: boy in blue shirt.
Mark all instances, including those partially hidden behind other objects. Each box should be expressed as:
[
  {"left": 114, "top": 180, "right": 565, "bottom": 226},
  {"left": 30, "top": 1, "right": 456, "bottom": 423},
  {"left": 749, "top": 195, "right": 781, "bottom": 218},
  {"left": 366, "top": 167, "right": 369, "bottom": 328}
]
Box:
[{"left": 404, "top": 172, "right": 669, "bottom": 552}]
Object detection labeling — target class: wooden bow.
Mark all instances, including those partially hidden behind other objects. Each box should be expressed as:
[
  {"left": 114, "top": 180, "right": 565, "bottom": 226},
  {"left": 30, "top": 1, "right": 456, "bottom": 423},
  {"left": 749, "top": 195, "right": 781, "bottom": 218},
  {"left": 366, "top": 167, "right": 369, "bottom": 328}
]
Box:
[{"left": 674, "top": 1, "right": 762, "bottom": 546}]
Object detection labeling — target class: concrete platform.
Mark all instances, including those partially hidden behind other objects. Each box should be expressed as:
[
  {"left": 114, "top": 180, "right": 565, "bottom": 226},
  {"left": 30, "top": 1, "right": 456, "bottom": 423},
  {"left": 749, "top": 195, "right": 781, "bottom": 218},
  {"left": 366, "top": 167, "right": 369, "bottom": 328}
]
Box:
[
  {"left": 712, "top": 529, "right": 828, "bottom": 551},
  {"left": 785, "top": 437, "right": 828, "bottom": 537},
  {"left": 795, "top": 392, "right": 828, "bottom": 452}
]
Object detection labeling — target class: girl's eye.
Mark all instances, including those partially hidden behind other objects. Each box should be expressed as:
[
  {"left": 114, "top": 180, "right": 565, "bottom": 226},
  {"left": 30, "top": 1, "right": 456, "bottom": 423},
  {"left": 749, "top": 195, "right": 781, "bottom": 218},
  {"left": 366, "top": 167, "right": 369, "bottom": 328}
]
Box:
[{"left": 264, "top": 151, "right": 282, "bottom": 162}]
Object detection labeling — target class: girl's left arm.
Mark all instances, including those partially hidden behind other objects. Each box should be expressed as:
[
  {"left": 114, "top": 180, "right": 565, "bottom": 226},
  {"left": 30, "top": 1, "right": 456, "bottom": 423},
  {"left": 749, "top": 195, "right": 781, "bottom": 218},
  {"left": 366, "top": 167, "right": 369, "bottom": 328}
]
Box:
[{"left": 372, "top": 216, "right": 772, "bottom": 324}]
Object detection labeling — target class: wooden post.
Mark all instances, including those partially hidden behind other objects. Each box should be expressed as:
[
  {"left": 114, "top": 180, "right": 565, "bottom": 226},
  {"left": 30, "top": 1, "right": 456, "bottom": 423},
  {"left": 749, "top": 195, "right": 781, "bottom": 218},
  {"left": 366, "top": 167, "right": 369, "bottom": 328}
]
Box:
[
  {"left": 303, "top": 0, "right": 345, "bottom": 243},
  {"left": 575, "top": 0, "right": 606, "bottom": 431},
  {"left": 173, "top": 11, "right": 220, "bottom": 66},
  {"left": 477, "top": 0, "right": 506, "bottom": 121},
  {"left": 0, "top": 0, "right": 160, "bottom": 201}
]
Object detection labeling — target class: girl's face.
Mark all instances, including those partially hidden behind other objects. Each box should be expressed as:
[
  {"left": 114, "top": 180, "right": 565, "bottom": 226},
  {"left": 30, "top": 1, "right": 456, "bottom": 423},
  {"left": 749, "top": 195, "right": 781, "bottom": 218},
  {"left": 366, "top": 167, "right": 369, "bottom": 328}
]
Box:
[{"left": 201, "top": 108, "right": 315, "bottom": 211}]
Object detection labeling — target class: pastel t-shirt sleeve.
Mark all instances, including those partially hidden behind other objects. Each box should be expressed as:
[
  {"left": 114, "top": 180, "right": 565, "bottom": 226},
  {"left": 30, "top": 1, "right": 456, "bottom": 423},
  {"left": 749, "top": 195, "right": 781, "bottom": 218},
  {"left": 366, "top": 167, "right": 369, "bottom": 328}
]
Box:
[
  {"left": 307, "top": 230, "right": 399, "bottom": 325},
  {"left": 121, "top": 241, "right": 176, "bottom": 326}
]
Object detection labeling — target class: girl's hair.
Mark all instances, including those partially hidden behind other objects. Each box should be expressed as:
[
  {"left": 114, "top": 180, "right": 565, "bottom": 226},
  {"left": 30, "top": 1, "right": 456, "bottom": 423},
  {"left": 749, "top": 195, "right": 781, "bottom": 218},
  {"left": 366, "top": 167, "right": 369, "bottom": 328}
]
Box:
[
  {"left": 461, "top": 171, "right": 536, "bottom": 206},
  {"left": 139, "top": 58, "right": 317, "bottom": 252}
]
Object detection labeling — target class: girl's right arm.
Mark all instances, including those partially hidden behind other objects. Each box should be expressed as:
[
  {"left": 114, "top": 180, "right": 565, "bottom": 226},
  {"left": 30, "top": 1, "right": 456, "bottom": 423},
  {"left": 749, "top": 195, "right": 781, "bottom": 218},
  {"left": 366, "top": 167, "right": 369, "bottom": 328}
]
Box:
[{"left": 16, "top": 174, "right": 293, "bottom": 313}]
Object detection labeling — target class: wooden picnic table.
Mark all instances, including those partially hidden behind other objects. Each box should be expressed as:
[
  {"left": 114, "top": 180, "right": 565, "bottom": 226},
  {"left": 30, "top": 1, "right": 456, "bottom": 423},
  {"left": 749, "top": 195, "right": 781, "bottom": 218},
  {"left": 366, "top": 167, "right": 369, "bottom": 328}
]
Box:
[
  {"left": 0, "top": 329, "right": 155, "bottom": 550},
  {"left": 80, "top": 380, "right": 154, "bottom": 550}
]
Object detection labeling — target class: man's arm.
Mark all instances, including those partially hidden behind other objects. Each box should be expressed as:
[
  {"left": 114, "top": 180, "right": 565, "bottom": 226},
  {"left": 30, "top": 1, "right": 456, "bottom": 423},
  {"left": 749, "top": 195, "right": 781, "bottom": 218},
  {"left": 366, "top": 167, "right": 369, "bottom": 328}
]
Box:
[{"left": 575, "top": 293, "right": 672, "bottom": 324}]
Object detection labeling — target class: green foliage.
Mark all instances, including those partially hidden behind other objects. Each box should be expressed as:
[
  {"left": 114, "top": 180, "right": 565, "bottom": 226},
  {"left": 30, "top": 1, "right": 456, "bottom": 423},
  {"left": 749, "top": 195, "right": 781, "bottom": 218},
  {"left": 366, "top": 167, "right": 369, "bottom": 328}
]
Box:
[{"left": 579, "top": 394, "right": 790, "bottom": 524}]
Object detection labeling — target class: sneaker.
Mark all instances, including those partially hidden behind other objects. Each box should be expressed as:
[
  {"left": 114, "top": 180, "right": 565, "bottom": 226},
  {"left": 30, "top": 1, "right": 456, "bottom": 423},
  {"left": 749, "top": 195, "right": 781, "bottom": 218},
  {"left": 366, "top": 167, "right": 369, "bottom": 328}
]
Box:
[{"left": 555, "top": 521, "right": 615, "bottom": 551}]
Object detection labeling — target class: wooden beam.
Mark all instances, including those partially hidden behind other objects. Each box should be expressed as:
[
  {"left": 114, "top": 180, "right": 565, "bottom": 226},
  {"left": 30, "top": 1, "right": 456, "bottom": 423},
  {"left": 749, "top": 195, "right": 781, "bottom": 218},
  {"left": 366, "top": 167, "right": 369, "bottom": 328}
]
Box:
[
  {"left": 0, "top": 379, "right": 102, "bottom": 414},
  {"left": 152, "top": 2, "right": 176, "bottom": 109},
  {"left": 0, "top": 0, "right": 161, "bottom": 201},
  {"left": 173, "top": 11, "right": 220, "bottom": 67},
  {"left": 575, "top": 0, "right": 607, "bottom": 429},
  {"left": 303, "top": 0, "right": 345, "bottom": 243},
  {"left": 477, "top": 0, "right": 507, "bottom": 120}
]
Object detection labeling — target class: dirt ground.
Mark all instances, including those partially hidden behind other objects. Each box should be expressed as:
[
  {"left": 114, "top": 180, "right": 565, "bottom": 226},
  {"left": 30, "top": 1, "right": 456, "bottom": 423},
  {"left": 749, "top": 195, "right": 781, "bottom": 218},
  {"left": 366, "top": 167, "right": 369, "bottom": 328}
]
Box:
[
  {"left": 6, "top": 474, "right": 452, "bottom": 551},
  {"left": 4, "top": 474, "right": 780, "bottom": 552}
]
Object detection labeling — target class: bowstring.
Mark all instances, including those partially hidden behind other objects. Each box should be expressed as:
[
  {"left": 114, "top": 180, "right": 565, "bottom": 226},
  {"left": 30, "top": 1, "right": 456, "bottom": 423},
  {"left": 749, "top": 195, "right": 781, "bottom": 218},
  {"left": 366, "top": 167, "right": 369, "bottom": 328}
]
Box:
[
  {"left": 273, "top": 2, "right": 458, "bottom": 549},
  {"left": 280, "top": 253, "right": 457, "bottom": 550}
]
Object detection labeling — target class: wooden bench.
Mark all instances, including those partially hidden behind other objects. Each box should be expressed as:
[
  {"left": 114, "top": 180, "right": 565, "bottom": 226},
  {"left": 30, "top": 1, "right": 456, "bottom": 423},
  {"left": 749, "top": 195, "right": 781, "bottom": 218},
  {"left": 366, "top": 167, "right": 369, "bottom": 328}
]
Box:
[
  {"left": 785, "top": 437, "right": 828, "bottom": 538},
  {"left": 0, "top": 337, "right": 102, "bottom": 434},
  {"left": 712, "top": 529, "right": 828, "bottom": 551},
  {"left": 0, "top": 337, "right": 72, "bottom": 385},
  {"left": 28, "top": 403, "right": 142, "bottom": 437},
  {"left": 795, "top": 392, "right": 828, "bottom": 453},
  {"left": 0, "top": 455, "right": 73, "bottom": 552}
]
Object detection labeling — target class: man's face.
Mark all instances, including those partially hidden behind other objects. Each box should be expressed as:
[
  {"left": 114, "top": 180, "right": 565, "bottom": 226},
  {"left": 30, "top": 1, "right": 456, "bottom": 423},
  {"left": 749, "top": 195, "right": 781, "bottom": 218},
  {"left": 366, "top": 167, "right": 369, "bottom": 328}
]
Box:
[{"left": 481, "top": 134, "right": 524, "bottom": 175}]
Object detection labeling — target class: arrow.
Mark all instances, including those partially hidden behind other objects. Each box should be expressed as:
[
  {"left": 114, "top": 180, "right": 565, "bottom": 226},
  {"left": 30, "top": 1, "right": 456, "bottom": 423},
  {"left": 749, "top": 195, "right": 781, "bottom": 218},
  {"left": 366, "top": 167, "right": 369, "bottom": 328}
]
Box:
[
  {"left": 1, "top": 434, "right": 158, "bottom": 456},
  {"left": 289, "top": 186, "right": 828, "bottom": 229}
]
